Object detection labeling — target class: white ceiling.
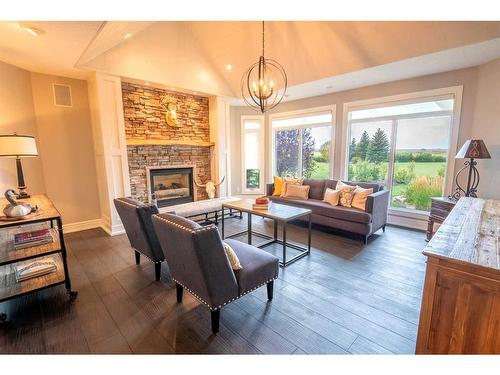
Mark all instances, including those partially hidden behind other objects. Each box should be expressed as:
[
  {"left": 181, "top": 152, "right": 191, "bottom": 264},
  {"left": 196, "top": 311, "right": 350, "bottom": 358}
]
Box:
[
  {"left": 1, "top": 21, "right": 500, "bottom": 101},
  {"left": 0, "top": 21, "right": 102, "bottom": 79}
]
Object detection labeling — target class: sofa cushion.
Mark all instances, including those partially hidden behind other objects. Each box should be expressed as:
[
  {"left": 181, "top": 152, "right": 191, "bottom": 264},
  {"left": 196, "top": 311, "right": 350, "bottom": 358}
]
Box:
[
  {"left": 325, "top": 179, "right": 383, "bottom": 193},
  {"left": 337, "top": 181, "right": 357, "bottom": 208},
  {"left": 222, "top": 241, "right": 242, "bottom": 270},
  {"left": 323, "top": 188, "right": 340, "bottom": 206},
  {"left": 225, "top": 239, "right": 279, "bottom": 295},
  {"left": 283, "top": 184, "right": 310, "bottom": 199},
  {"left": 272, "top": 176, "right": 284, "bottom": 196},
  {"left": 269, "top": 196, "right": 372, "bottom": 224},
  {"left": 351, "top": 186, "right": 374, "bottom": 211},
  {"left": 303, "top": 179, "right": 326, "bottom": 200}
]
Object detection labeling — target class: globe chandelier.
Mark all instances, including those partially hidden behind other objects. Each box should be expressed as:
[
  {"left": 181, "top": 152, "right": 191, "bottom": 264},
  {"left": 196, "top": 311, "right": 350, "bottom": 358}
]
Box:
[{"left": 241, "top": 21, "right": 288, "bottom": 113}]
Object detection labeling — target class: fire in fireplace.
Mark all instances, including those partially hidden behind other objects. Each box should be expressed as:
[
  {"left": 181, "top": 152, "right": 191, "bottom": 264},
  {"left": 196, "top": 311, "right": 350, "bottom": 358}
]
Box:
[{"left": 148, "top": 167, "right": 194, "bottom": 207}]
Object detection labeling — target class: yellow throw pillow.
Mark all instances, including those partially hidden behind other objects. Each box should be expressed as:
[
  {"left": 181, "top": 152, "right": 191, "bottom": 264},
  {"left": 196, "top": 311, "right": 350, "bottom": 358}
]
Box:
[
  {"left": 282, "top": 184, "right": 310, "bottom": 200},
  {"left": 336, "top": 181, "right": 357, "bottom": 208},
  {"left": 272, "top": 176, "right": 284, "bottom": 196},
  {"left": 323, "top": 188, "right": 340, "bottom": 206},
  {"left": 351, "top": 187, "right": 374, "bottom": 211},
  {"left": 280, "top": 177, "right": 303, "bottom": 197},
  {"left": 223, "top": 242, "right": 242, "bottom": 270}
]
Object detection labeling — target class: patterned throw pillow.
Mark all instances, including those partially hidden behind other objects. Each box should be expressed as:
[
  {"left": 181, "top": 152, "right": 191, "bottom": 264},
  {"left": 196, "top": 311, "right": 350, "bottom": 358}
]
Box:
[
  {"left": 223, "top": 242, "right": 242, "bottom": 270},
  {"left": 336, "top": 181, "right": 357, "bottom": 208}
]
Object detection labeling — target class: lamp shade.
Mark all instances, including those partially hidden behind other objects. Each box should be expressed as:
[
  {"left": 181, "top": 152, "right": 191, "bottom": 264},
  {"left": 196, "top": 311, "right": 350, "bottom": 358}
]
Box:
[
  {"left": 0, "top": 134, "right": 38, "bottom": 158},
  {"left": 455, "top": 139, "right": 491, "bottom": 159}
]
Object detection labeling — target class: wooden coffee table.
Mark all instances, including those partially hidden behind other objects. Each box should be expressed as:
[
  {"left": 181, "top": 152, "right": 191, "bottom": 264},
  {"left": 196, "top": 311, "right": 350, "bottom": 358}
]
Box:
[{"left": 222, "top": 199, "right": 312, "bottom": 267}]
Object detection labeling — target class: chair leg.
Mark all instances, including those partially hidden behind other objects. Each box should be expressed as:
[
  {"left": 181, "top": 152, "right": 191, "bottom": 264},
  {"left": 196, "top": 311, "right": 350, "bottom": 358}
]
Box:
[
  {"left": 382, "top": 225, "right": 386, "bottom": 233},
  {"left": 134, "top": 251, "right": 140, "bottom": 265},
  {"left": 176, "top": 283, "right": 183, "bottom": 303},
  {"left": 363, "top": 235, "right": 368, "bottom": 245},
  {"left": 154, "top": 262, "right": 161, "bottom": 281},
  {"left": 211, "top": 309, "right": 220, "bottom": 334},
  {"left": 267, "top": 281, "right": 274, "bottom": 300}
]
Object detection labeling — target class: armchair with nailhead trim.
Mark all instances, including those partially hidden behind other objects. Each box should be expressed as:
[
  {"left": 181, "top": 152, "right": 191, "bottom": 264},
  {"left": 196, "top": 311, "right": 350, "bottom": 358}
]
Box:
[
  {"left": 114, "top": 197, "right": 166, "bottom": 281},
  {"left": 152, "top": 213, "right": 279, "bottom": 334}
]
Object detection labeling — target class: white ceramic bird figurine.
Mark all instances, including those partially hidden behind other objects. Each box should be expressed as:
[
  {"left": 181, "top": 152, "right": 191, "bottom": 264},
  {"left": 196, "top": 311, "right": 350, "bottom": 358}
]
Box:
[{"left": 3, "top": 189, "right": 33, "bottom": 218}]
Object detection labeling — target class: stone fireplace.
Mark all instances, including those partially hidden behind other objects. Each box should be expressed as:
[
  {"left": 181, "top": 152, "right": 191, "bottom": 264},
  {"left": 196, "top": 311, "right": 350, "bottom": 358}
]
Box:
[
  {"left": 147, "top": 166, "right": 194, "bottom": 207},
  {"left": 122, "top": 82, "right": 212, "bottom": 204}
]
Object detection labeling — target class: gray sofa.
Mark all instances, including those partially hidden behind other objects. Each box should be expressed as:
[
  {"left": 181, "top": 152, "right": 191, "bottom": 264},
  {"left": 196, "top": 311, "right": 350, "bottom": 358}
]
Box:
[{"left": 266, "top": 179, "right": 389, "bottom": 243}]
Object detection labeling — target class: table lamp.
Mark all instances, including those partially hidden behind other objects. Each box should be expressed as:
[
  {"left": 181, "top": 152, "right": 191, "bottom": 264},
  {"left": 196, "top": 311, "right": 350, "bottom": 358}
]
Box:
[
  {"left": 0, "top": 133, "right": 39, "bottom": 199},
  {"left": 448, "top": 139, "right": 491, "bottom": 201}
]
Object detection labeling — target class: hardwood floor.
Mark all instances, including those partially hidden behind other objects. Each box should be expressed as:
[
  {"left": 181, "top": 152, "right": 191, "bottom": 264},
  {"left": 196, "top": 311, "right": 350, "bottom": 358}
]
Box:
[{"left": 0, "top": 216, "right": 426, "bottom": 354}]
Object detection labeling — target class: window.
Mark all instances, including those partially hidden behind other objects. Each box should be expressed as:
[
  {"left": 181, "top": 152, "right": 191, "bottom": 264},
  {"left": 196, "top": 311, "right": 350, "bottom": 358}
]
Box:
[
  {"left": 271, "top": 107, "right": 334, "bottom": 180},
  {"left": 241, "top": 116, "right": 265, "bottom": 194},
  {"left": 345, "top": 91, "right": 461, "bottom": 213}
]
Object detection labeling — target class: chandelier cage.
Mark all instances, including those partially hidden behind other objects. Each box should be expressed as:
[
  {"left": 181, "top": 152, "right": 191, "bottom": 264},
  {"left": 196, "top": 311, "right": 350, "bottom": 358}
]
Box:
[{"left": 241, "top": 21, "right": 288, "bottom": 113}]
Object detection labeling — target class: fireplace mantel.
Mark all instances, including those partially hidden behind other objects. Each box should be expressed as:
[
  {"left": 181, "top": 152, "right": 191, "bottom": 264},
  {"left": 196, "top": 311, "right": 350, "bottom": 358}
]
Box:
[{"left": 126, "top": 139, "right": 215, "bottom": 147}]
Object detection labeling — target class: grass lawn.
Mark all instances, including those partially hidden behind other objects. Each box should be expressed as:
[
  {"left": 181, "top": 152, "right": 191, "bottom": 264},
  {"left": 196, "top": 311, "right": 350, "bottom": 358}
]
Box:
[
  {"left": 309, "top": 161, "right": 330, "bottom": 179},
  {"left": 306, "top": 160, "right": 445, "bottom": 201}
]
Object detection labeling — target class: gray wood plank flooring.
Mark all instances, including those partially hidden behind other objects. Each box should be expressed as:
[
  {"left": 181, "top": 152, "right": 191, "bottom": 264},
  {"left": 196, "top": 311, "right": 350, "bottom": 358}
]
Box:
[{"left": 0, "top": 216, "right": 426, "bottom": 354}]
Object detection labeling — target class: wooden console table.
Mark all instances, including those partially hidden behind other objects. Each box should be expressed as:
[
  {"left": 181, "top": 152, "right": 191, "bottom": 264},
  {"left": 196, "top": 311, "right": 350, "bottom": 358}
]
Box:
[
  {"left": 0, "top": 195, "right": 77, "bottom": 323},
  {"left": 416, "top": 197, "right": 500, "bottom": 354},
  {"left": 426, "top": 197, "right": 456, "bottom": 241}
]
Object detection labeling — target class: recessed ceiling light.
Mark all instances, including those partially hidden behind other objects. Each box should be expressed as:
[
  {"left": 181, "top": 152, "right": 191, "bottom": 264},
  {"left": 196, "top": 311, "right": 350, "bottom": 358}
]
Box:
[
  {"left": 326, "top": 85, "right": 333, "bottom": 89},
  {"left": 19, "top": 24, "right": 45, "bottom": 37},
  {"left": 144, "top": 82, "right": 150, "bottom": 86},
  {"left": 193, "top": 91, "right": 198, "bottom": 95},
  {"left": 226, "top": 64, "right": 232, "bottom": 71},
  {"left": 124, "top": 33, "right": 133, "bottom": 39}
]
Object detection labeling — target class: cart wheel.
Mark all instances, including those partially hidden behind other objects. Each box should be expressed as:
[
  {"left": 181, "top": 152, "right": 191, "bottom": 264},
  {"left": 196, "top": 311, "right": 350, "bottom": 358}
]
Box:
[
  {"left": 0, "top": 313, "right": 7, "bottom": 323},
  {"left": 68, "top": 291, "right": 78, "bottom": 300}
]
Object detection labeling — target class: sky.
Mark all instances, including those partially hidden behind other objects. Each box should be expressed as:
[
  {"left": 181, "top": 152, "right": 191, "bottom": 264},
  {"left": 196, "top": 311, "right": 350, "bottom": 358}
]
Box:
[{"left": 349, "top": 116, "right": 451, "bottom": 150}]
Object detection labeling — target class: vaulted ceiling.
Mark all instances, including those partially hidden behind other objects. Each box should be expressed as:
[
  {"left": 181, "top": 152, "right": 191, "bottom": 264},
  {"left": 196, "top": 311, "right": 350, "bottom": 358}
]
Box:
[{"left": 1, "top": 21, "right": 500, "bottom": 100}]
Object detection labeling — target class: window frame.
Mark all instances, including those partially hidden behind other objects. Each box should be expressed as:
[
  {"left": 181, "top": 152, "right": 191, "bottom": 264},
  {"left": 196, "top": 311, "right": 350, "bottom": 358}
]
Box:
[
  {"left": 269, "top": 105, "right": 336, "bottom": 181},
  {"left": 241, "top": 115, "right": 265, "bottom": 194},
  {"left": 340, "top": 86, "right": 463, "bottom": 219}
]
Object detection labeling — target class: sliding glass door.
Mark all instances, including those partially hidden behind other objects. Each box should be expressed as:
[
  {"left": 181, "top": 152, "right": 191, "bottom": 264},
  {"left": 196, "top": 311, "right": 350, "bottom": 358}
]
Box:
[{"left": 346, "top": 97, "right": 455, "bottom": 212}]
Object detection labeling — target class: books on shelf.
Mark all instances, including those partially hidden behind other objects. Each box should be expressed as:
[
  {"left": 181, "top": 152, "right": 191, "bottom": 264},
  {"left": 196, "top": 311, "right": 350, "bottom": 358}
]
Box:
[
  {"left": 15, "top": 258, "right": 58, "bottom": 282},
  {"left": 14, "top": 228, "right": 54, "bottom": 249}
]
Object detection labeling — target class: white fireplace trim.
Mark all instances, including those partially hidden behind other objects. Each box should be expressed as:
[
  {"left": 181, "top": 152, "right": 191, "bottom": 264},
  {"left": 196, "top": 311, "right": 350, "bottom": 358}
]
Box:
[{"left": 146, "top": 165, "right": 199, "bottom": 204}]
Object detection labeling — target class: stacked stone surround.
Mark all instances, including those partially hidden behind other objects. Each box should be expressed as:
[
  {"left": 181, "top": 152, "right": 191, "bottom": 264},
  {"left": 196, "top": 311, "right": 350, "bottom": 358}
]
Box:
[
  {"left": 127, "top": 145, "right": 211, "bottom": 202},
  {"left": 122, "top": 82, "right": 212, "bottom": 202},
  {"left": 122, "top": 82, "right": 209, "bottom": 142}
]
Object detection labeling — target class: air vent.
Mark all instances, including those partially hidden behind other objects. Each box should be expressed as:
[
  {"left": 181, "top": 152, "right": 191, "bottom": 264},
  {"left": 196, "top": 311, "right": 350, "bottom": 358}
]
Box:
[{"left": 52, "top": 84, "right": 72, "bottom": 107}]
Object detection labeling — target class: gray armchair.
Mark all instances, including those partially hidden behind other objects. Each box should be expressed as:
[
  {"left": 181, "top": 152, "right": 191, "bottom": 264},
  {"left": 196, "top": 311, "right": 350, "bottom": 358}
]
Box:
[
  {"left": 113, "top": 197, "right": 165, "bottom": 281},
  {"left": 152, "top": 213, "right": 279, "bottom": 334}
]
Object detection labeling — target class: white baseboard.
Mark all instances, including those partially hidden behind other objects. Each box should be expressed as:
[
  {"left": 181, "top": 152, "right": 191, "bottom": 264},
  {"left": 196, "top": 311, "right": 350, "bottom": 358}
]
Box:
[
  {"left": 63, "top": 219, "right": 102, "bottom": 233},
  {"left": 100, "top": 220, "right": 125, "bottom": 236},
  {"left": 387, "top": 212, "right": 427, "bottom": 231}
]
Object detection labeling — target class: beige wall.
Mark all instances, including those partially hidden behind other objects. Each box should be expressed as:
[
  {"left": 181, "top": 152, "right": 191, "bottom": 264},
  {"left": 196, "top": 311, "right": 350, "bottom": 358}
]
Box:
[
  {"left": 471, "top": 58, "right": 500, "bottom": 199},
  {"left": 230, "top": 65, "right": 482, "bottom": 195},
  {"left": 30, "top": 72, "right": 101, "bottom": 224},
  {"left": 0, "top": 61, "right": 46, "bottom": 195}
]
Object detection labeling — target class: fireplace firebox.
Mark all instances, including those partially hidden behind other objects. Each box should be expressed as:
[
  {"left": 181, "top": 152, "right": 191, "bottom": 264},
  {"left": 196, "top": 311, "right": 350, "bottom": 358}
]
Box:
[{"left": 148, "top": 167, "right": 194, "bottom": 207}]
